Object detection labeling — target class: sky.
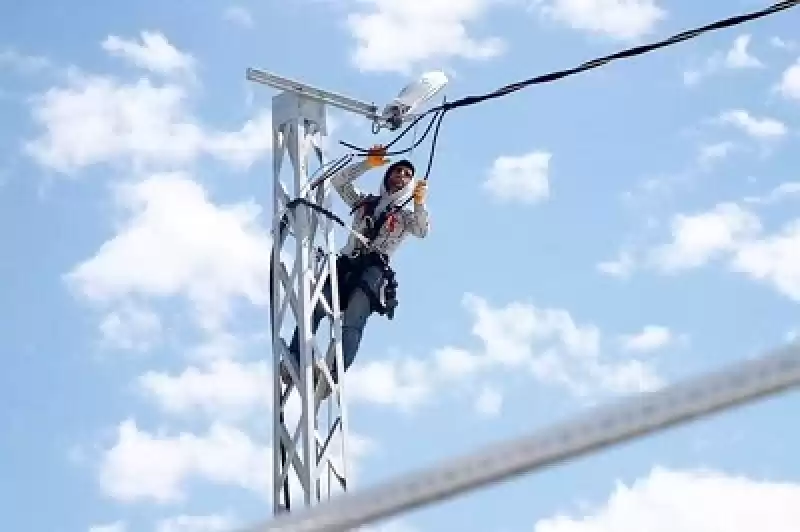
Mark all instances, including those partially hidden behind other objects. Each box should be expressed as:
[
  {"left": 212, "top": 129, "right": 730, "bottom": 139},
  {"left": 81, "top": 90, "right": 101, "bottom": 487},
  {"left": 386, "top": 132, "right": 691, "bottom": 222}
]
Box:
[{"left": 2, "top": 0, "right": 800, "bottom": 531}]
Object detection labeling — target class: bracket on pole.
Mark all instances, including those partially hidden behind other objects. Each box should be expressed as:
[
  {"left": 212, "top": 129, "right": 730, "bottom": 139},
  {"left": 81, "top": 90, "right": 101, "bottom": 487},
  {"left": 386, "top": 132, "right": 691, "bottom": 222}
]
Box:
[{"left": 247, "top": 67, "right": 449, "bottom": 133}]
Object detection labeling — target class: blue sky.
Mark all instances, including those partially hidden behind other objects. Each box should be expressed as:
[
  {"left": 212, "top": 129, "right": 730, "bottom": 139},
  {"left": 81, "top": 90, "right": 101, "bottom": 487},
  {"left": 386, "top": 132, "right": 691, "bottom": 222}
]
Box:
[{"left": 3, "top": 0, "right": 800, "bottom": 531}]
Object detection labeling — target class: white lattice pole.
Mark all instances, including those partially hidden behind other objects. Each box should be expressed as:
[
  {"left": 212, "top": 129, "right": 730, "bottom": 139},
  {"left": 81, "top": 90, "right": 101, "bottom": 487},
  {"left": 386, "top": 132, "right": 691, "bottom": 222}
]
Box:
[{"left": 247, "top": 68, "right": 381, "bottom": 515}]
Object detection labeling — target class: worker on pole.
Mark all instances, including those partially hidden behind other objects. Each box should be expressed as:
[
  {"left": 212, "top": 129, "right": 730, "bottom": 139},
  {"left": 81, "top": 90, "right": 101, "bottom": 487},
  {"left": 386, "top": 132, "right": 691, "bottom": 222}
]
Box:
[{"left": 284, "top": 145, "right": 429, "bottom": 396}]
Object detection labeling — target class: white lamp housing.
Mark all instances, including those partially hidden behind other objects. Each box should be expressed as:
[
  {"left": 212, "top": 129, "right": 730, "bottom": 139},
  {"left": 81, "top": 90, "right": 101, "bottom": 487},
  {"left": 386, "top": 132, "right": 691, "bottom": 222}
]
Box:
[{"left": 380, "top": 70, "right": 449, "bottom": 130}]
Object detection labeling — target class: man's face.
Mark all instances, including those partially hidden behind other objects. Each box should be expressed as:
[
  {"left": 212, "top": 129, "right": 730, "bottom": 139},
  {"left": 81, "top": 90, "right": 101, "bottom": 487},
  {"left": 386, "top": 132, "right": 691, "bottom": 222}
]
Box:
[{"left": 387, "top": 165, "right": 413, "bottom": 192}]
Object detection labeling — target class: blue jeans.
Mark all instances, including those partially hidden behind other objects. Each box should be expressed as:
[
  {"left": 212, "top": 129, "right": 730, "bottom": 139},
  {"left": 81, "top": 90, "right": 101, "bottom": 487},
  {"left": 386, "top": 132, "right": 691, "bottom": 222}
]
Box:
[{"left": 288, "top": 260, "right": 385, "bottom": 382}]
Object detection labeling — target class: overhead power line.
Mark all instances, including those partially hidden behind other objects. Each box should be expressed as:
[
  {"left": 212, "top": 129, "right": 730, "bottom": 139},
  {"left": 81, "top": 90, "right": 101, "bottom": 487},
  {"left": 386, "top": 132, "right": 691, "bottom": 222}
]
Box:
[
  {"left": 340, "top": 0, "right": 799, "bottom": 159},
  {"left": 429, "top": 0, "right": 800, "bottom": 114}
]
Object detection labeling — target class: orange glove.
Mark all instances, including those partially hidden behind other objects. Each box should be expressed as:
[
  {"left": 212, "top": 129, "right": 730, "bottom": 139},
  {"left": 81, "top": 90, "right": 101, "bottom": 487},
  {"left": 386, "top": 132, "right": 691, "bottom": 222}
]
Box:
[
  {"left": 413, "top": 180, "right": 427, "bottom": 205},
  {"left": 366, "top": 145, "right": 389, "bottom": 168}
]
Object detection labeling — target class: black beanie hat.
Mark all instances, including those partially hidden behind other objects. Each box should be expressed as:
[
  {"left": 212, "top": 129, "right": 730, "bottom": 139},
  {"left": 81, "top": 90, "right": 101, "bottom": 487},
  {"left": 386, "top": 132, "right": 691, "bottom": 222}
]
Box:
[{"left": 384, "top": 159, "right": 415, "bottom": 180}]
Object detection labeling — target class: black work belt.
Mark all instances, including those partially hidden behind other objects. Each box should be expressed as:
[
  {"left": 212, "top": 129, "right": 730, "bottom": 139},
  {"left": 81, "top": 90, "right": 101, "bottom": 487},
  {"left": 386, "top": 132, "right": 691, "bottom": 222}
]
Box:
[{"left": 335, "top": 251, "right": 398, "bottom": 319}]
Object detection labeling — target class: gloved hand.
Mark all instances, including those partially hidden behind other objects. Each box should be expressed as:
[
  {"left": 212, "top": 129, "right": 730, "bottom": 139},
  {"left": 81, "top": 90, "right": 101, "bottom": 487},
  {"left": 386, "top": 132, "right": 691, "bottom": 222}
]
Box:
[
  {"left": 366, "top": 145, "right": 389, "bottom": 168},
  {"left": 413, "top": 180, "right": 427, "bottom": 205}
]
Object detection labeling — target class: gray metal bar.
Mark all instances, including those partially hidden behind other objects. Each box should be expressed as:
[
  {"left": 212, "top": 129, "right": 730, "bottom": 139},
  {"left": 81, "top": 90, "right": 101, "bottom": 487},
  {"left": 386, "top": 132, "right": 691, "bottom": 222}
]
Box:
[
  {"left": 247, "top": 68, "right": 379, "bottom": 119},
  {"left": 241, "top": 343, "right": 800, "bottom": 532}
]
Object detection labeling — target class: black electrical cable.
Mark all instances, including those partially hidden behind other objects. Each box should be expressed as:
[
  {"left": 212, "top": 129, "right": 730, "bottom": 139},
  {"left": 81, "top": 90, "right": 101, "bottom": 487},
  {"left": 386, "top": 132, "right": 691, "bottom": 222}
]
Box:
[
  {"left": 430, "top": 0, "right": 799, "bottom": 113},
  {"left": 339, "top": 108, "right": 444, "bottom": 156},
  {"left": 308, "top": 109, "right": 444, "bottom": 192},
  {"left": 383, "top": 113, "right": 430, "bottom": 150},
  {"left": 395, "top": 105, "right": 448, "bottom": 210},
  {"left": 339, "top": 0, "right": 799, "bottom": 157},
  {"left": 422, "top": 105, "right": 446, "bottom": 179},
  {"left": 284, "top": 197, "right": 351, "bottom": 229}
]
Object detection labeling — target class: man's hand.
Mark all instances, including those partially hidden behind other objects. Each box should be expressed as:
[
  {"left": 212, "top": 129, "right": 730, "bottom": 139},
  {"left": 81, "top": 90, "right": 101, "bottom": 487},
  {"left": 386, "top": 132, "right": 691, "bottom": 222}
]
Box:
[
  {"left": 413, "top": 180, "right": 427, "bottom": 205},
  {"left": 366, "top": 145, "right": 389, "bottom": 168}
]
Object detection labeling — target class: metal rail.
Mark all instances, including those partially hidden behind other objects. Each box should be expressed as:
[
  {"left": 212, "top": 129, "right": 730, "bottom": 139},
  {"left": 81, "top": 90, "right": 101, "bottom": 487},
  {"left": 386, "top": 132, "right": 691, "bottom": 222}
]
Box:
[{"left": 239, "top": 343, "right": 800, "bottom": 532}]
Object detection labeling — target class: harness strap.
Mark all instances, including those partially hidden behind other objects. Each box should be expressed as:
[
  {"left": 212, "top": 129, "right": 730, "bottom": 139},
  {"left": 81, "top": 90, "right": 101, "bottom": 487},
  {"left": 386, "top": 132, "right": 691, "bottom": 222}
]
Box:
[
  {"left": 341, "top": 196, "right": 403, "bottom": 319},
  {"left": 351, "top": 194, "right": 400, "bottom": 248}
]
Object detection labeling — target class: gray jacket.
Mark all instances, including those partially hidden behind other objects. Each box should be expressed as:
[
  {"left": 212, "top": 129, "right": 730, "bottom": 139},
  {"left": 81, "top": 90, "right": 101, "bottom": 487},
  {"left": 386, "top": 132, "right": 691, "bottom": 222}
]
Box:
[{"left": 330, "top": 159, "right": 430, "bottom": 258}]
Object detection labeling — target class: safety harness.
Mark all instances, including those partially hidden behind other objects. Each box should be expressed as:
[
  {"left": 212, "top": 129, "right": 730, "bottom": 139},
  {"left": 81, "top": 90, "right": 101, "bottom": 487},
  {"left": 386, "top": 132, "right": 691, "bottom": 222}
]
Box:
[{"left": 336, "top": 194, "right": 401, "bottom": 319}]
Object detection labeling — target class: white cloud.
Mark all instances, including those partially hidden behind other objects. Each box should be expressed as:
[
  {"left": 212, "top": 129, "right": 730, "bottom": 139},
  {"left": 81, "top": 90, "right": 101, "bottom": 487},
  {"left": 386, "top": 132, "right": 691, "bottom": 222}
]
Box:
[
  {"left": 771, "top": 37, "right": 797, "bottom": 50},
  {"left": 346, "top": 0, "right": 505, "bottom": 73},
  {"left": 99, "top": 303, "right": 162, "bottom": 352},
  {"left": 335, "top": 293, "right": 661, "bottom": 412},
  {"left": 725, "top": 34, "right": 763, "bottom": 69},
  {"left": 436, "top": 294, "right": 663, "bottom": 398},
  {"left": 649, "top": 203, "right": 761, "bottom": 272},
  {"left": 98, "top": 419, "right": 271, "bottom": 503},
  {"left": 64, "top": 173, "right": 272, "bottom": 330},
  {"left": 597, "top": 251, "right": 635, "bottom": 279},
  {"left": 474, "top": 385, "right": 503, "bottom": 416},
  {"left": 776, "top": 57, "right": 800, "bottom": 101},
  {"left": 468, "top": 295, "right": 560, "bottom": 368},
  {"left": 533, "top": 467, "right": 800, "bottom": 532},
  {"left": 730, "top": 220, "right": 800, "bottom": 301},
  {"left": 188, "top": 331, "right": 245, "bottom": 361},
  {"left": 620, "top": 325, "right": 673, "bottom": 352},
  {"left": 697, "top": 141, "right": 735, "bottom": 165},
  {"left": 25, "top": 73, "right": 271, "bottom": 174},
  {"left": 533, "top": 0, "right": 665, "bottom": 41},
  {"left": 224, "top": 6, "right": 254, "bottom": 28},
  {"left": 202, "top": 111, "right": 273, "bottom": 169},
  {"left": 96, "top": 411, "right": 377, "bottom": 506},
  {"left": 434, "top": 346, "right": 484, "bottom": 379},
  {"left": 102, "top": 31, "right": 195, "bottom": 78},
  {"left": 156, "top": 514, "right": 235, "bottom": 532},
  {"left": 718, "top": 109, "right": 787, "bottom": 140},
  {"left": 744, "top": 182, "right": 800, "bottom": 205},
  {"left": 648, "top": 202, "right": 800, "bottom": 302},
  {"left": 683, "top": 35, "right": 763, "bottom": 85},
  {"left": 27, "top": 75, "right": 195, "bottom": 173},
  {"left": 484, "top": 151, "right": 551, "bottom": 204},
  {"left": 347, "top": 358, "right": 432, "bottom": 411},
  {"left": 138, "top": 359, "right": 271, "bottom": 419}
]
